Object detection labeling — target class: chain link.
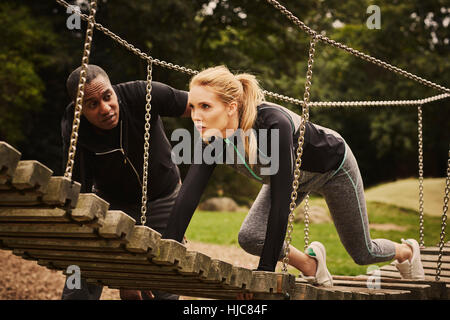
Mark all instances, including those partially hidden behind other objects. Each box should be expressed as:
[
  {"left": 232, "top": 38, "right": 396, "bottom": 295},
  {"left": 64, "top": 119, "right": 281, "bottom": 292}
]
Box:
[
  {"left": 56, "top": 0, "right": 449, "bottom": 111},
  {"left": 303, "top": 194, "right": 310, "bottom": 250},
  {"left": 265, "top": 0, "right": 450, "bottom": 95},
  {"left": 64, "top": 0, "right": 97, "bottom": 179},
  {"left": 140, "top": 61, "right": 153, "bottom": 226},
  {"left": 282, "top": 34, "right": 317, "bottom": 273},
  {"left": 436, "top": 147, "right": 449, "bottom": 281},
  {"left": 417, "top": 105, "right": 425, "bottom": 247}
]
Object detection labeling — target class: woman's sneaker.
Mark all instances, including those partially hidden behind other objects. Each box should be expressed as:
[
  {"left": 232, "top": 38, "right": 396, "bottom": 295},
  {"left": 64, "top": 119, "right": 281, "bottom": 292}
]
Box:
[
  {"left": 394, "top": 239, "right": 425, "bottom": 280},
  {"left": 302, "top": 241, "right": 333, "bottom": 287}
]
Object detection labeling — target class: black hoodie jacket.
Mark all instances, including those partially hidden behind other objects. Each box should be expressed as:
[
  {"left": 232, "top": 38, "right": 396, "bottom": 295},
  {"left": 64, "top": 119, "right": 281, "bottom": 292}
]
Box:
[{"left": 61, "top": 80, "right": 188, "bottom": 217}]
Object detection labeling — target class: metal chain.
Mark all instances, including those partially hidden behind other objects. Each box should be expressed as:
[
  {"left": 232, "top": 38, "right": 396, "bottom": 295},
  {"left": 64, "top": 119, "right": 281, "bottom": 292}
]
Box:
[
  {"left": 56, "top": 0, "right": 449, "bottom": 110},
  {"left": 64, "top": 0, "right": 97, "bottom": 179},
  {"left": 282, "top": 34, "right": 317, "bottom": 273},
  {"left": 56, "top": 0, "right": 198, "bottom": 76},
  {"left": 140, "top": 61, "right": 153, "bottom": 226},
  {"left": 436, "top": 147, "right": 449, "bottom": 281},
  {"left": 303, "top": 194, "right": 310, "bottom": 250},
  {"left": 265, "top": 0, "right": 450, "bottom": 95},
  {"left": 417, "top": 105, "right": 425, "bottom": 247}
]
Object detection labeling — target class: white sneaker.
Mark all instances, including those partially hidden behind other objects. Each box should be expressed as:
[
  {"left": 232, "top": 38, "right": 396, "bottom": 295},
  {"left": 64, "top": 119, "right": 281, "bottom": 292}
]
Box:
[
  {"left": 302, "top": 241, "right": 333, "bottom": 287},
  {"left": 394, "top": 239, "right": 425, "bottom": 280}
]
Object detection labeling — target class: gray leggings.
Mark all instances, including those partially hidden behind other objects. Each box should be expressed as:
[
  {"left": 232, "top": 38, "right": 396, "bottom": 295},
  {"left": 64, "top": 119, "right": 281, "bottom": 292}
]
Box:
[{"left": 238, "top": 143, "right": 397, "bottom": 266}]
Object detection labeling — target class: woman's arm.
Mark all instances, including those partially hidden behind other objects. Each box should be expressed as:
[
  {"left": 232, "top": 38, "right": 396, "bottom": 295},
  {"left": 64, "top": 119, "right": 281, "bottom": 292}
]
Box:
[
  {"left": 162, "top": 161, "right": 217, "bottom": 242},
  {"left": 256, "top": 116, "right": 295, "bottom": 272}
]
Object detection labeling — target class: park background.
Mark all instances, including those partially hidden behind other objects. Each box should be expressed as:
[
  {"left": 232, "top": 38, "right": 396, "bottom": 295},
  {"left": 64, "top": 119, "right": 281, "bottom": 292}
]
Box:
[{"left": 0, "top": 0, "right": 448, "bottom": 299}]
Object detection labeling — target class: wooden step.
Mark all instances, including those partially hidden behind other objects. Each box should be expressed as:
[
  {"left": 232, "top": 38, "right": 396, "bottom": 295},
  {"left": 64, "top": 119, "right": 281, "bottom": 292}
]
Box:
[
  {"left": 0, "top": 176, "right": 80, "bottom": 208},
  {"left": 0, "top": 160, "right": 53, "bottom": 192},
  {"left": 0, "top": 141, "right": 21, "bottom": 185},
  {"left": 331, "top": 278, "right": 431, "bottom": 299},
  {"left": 334, "top": 275, "right": 447, "bottom": 299}
]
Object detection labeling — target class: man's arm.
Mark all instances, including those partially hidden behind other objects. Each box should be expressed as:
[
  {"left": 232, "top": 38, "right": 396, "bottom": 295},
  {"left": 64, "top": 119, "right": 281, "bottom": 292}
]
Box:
[{"left": 180, "top": 103, "right": 192, "bottom": 118}]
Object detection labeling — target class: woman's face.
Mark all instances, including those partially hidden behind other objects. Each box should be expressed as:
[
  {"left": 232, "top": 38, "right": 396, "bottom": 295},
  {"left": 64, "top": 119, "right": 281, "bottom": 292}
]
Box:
[{"left": 188, "top": 85, "right": 237, "bottom": 140}]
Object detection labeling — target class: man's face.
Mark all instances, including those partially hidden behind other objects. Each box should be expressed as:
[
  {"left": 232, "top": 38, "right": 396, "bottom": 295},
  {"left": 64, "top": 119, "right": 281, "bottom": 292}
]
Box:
[{"left": 81, "top": 75, "right": 119, "bottom": 130}]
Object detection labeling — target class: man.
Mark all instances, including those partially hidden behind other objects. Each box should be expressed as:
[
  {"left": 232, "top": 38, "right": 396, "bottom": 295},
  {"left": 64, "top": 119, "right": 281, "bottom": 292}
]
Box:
[{"left": 61, "top": 64, "right": 190, "bottom": 300}]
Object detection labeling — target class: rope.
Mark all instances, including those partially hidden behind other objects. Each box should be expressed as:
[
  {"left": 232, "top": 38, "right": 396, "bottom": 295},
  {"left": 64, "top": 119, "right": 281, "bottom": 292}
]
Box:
[{"left": 56, "top": 0, "right": 450, "bottom": 109}]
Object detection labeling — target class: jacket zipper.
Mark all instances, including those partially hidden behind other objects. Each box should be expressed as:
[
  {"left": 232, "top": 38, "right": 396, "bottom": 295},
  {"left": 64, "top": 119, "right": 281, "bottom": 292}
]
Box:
[{"left": 94, "top": 120, "right": 143, "bottom": 187}]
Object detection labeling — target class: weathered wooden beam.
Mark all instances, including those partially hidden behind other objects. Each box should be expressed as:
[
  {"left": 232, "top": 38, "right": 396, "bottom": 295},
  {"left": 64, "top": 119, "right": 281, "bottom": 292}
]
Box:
[
  {"left": 0, "top": 177, "right": 80, "bottom": 208},
  {"left": 334, "top": 275, "right": 447, "bottom": 299},
  {"left": 332, "top": 279, "right": 431, "bottom": 299},
  {"left": 0, "top": 141, "right": 21, "bottom": 185},
  {"left": 1, "top": 160, "right": 53, "bottom": 192},
  {"left": 151, "top": 239, "right": 187, "bottom": 266},
  {"left": 98, "top": 210, "right": 135, "bottom": 241},
  {"left": 200, "top": 259, "right": 233, "bottom": 285},
  {"left": 0, "top": 207, "right": 68, "bottom": 222},
  {"left": 250, "top": 271, "right": 294, "bottom": 295},
  {"left": 0, "top": 236, "right": 125, "bottom": 252},
  {"left": 380, "top": 264, "right": 450, "bottom": 277},
  {"left": 177, "top": 251, "right": 211, "bottom": 276},
  {"left": 0, "top": 222, "right": 97, "bottom": 238},
  {"left": 70, "top": 193, "right": 108, "bottom": 224},
  {"left": 124, "top": 225, "right": 160, "bottom": 254}
]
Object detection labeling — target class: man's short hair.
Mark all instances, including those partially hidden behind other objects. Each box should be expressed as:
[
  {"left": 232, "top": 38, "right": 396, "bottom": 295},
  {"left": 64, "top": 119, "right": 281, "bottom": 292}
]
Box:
[{"left": 66, "top": 64, "right": 110, "bottom": 102}]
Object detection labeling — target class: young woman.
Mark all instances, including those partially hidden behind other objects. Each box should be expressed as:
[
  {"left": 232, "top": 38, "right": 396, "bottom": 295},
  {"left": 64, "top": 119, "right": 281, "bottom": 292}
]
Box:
[{"left": 162, "top": 66, "right": 425, "bottom": 286}]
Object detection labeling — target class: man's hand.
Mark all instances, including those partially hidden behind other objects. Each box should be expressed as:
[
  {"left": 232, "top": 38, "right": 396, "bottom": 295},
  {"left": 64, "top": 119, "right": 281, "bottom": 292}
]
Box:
[
  {"left": 120, "top": 289, "right": 154, "bottom": 300},
  {"left": 236, "top": 292, "right": 253, "bottom": 300}
]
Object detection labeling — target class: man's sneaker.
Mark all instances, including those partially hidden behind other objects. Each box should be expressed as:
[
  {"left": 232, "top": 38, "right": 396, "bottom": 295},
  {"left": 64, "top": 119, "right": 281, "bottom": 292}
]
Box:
[
  {"left": 394, "top": 239, "right": 425, "bottom": 280},
  {"left": 302, "top": 241, "right": 333, "bottom": 287}
]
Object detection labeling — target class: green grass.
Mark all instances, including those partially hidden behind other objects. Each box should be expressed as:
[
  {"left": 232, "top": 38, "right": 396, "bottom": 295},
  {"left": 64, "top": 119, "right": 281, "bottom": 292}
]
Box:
[
  {"left": 185, "top": 201, "right": 444, "bottom": 276},
  {"left": 365, "top": 178, "right": 446, "bottom": 217}
]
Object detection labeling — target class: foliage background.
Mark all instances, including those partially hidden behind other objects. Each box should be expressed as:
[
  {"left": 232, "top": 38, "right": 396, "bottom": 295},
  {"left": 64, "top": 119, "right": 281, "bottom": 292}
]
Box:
[{"left": 1, "top": 0, "right": 449, "bottom": 205}]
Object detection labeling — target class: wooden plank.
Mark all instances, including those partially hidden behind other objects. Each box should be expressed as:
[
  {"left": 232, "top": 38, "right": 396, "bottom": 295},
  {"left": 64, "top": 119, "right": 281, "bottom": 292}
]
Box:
[
  {"left": 12, "top": 248, "right": 151, "bottom": 264},
  {"left": 38, "top": 258, "right": 184, "bottom": 276},
  {"left": 229, "top": 266, "right": 253, "bottom": 290},
  {"left": 249, "top": 271, "right": 294, "bottom": 295},
  {"left": 0, "top": 222, "right": 98, "bottom": 238},
  {"left": 125, "top": 225, "right": 160, "bottom": 254},
  {"left": 98, "top": 210, "right": 135, "bottom": 241},
  {"left": 0, "top": 236, "right": 126, "bottom": 252},
  {"left": 201, "top": 259, "right": 233, "bottom": 285},
  {"left": 0, "top": 207, "right": 68, "bottom": 222},
  {"left": 0, "top": 141, "right": 21, "bottom": 185},
  {"left": 101, "top": 282, "right": 261, "bottom": 300},
  {"left": 421, "top": 254, "right": 450, "bottom": 263},
  {"left": 151, "top": 239, "right": 187, "bottom": 266},
  {"left": 69, "top": 193, "right": 109, "bottom": 224},
  {"left": 332, "top": 279, "right": 431, "bottom": 299},
  {"left": 0, "top": 177, "right": 81, "bottom": 208},
  {"left": 2, "top": 160, "right": 53, "bottom": 192},
  {"left": 334, "top": 275, "right": 446, "bottom": 300},
  {"left": 420, "top": 246, "right": 450, "bottom": 256},
  {"left": 177, "top": 251, "right": 211, "bottom": 276},
  {"left": 380, "top": 264, "right": 450, "bottom": 277}
]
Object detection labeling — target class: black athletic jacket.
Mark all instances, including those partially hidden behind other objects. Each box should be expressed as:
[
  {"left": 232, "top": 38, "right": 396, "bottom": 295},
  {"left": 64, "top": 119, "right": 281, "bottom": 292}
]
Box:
[
  {"left": 163, "top": 102, "right": 345, "bottom": 272},
  {"left": 61, "top": 81, "right": 188, "bottom": 216}
]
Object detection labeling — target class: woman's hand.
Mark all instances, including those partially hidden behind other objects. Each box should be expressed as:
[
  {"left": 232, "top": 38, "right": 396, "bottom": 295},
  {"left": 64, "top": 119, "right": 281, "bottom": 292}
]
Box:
[{"left": 120, "top": 289, "right": 154, "bottom": 300}]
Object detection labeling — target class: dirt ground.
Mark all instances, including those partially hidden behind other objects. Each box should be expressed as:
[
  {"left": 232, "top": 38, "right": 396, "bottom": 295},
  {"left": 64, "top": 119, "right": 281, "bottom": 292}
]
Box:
[{"left": 0, "top": 241, "right": 260, "bottom": 300}]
